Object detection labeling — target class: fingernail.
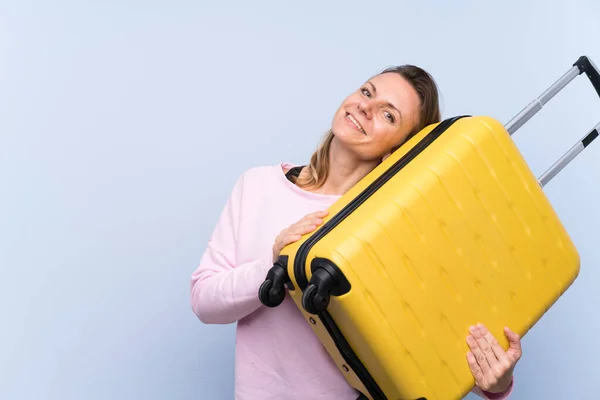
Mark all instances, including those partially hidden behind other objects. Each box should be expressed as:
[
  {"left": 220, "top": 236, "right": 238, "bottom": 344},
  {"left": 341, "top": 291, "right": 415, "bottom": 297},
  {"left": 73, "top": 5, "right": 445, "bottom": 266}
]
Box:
[{"left": 469, "top": 325, "right": 477, "bottom": 334}]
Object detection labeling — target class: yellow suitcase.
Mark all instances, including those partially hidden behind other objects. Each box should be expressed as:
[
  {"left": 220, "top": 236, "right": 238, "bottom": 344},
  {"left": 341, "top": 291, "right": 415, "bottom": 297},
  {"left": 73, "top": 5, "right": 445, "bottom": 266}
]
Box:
[{"left": 259, "top": 56, "right": 600, "bottom": 400}]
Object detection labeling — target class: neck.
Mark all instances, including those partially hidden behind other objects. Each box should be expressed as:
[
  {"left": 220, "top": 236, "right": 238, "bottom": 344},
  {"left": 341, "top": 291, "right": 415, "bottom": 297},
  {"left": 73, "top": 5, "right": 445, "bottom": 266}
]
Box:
[{"left": 316, "top": 137, "right": 379, "bottom": 196}]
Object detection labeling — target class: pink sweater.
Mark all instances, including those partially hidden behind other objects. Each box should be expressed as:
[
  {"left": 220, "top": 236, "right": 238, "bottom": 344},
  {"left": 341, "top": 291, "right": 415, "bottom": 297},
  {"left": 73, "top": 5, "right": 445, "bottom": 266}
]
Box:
[{"left": 190, "top": 162, "right": 514, "bottom": 400}]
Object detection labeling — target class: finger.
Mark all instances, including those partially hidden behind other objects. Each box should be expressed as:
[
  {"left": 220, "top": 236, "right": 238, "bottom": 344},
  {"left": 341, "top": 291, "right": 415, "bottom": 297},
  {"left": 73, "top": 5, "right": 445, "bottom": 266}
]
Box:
[
  {"left": 289, "top": 222, "right": 320, "bottom": 236},
  {"left": 478, "top": 324, "right": 512, "bottom": 375},
  {"left": 275, "top": 229, "right": 302, "bottom": 245},
  {"left": 293, "top": 216, "right": 327, "bottom": 232},
  {"left": 470, "top": 325, "right": 498, "bottom": 366},
  {"left": 466, "top": 334, "right": 493, "bottom": 382},
  {"left": 301, "top": 210, "right": 329, "bottom": 222},
  {"left": 466, "top": 351, "right": 485, "bottom": 385},
  {"left": 298, "top": 210, "right": 329, "bottom": 226},
  {"left": 295, "top": 217, "right": 324, "bottom": 230},
  {"left": 293, "top": 212, "right": 326, "bottom": 227},
  {"left": 277, "top": 233, "right": 303, "bottom": 250},
  {"left": 280, "top": 220, "right": 317, "bottom": 237},
  {"left": 477, "top": 324, "right": 506, "bottom": 360},
  {"left": 504, "top": 327, "right": 522, "bottom": 362},
  {"left": 276, "top": 211, "right": 329, "bottom": 251}
]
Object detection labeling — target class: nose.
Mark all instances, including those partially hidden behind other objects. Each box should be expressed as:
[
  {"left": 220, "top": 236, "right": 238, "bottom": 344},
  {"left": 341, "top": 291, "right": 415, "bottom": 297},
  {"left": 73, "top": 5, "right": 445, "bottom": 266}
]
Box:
[{"left": 357, "top": 98, "right": 373, "bottom": 119}]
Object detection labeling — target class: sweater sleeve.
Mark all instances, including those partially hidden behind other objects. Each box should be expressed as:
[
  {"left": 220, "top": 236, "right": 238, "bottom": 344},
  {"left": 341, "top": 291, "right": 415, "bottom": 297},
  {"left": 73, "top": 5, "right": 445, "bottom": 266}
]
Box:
[
  {"left": 471, "top": 377, "right": 514, "bottom": 399},
  {"left": 190, "top": 172, "right": 273, "bottom": 324}
]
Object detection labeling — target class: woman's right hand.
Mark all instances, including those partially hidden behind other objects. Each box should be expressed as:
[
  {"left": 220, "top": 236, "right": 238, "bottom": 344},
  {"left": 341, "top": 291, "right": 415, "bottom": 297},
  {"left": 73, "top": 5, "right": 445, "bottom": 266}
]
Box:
[{"left": 272, "top": 210, "right": 329, "bottom": 262}]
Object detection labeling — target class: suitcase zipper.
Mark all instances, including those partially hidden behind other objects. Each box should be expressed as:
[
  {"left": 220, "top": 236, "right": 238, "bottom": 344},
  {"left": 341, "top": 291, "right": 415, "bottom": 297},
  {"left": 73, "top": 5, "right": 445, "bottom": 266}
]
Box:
[{"left": 294, "top": 115, "right": 467, "bottom": 400}]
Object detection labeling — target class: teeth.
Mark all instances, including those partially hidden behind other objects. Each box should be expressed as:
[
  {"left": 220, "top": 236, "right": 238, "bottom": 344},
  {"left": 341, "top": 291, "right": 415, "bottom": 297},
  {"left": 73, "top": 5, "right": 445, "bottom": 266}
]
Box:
[{"left": 347, "top": 114, "right": 365, "bottom": 134}]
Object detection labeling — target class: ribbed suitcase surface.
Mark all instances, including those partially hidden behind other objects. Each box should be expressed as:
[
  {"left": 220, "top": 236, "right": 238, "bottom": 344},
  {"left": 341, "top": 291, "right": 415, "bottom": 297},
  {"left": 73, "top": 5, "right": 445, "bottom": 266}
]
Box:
[{"left": 283, "top": 116, "right": 580, "bottom": 399}]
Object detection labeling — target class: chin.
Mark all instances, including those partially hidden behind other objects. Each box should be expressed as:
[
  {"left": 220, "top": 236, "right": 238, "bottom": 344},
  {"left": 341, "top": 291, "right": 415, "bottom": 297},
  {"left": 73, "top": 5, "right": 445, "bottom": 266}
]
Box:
[
  {"left": 336, "top": 128, "right": 368, "bottom": 145},
  {"left": 332, "top": 116, "right": 362, "bottom": 141},
  {"left": 331, "top": 126, "right": 354, "bottom": 143}
]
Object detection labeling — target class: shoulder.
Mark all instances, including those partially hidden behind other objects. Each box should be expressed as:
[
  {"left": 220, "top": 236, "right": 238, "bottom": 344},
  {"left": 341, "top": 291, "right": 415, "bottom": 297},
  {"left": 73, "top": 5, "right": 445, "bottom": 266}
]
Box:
[
  {"left": 241, "top": 164, "right": 281, "bottom": 179},
  {"left": 236, "top": 163, "right": 283, "bottom": 185},
  {"left": 229, "top": 162, "right": 293, "bottom": 195}
]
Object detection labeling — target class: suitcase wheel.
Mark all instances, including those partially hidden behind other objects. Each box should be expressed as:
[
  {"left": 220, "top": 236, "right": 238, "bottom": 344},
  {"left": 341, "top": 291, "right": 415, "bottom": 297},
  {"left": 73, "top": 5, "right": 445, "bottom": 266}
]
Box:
[
  {"left": 302, "top": 282, "right": 329, "bottom": 314},
  {"left": 258, "top": 257, "right": 290, "bottom": 307},
  {"left": 301, "top": 261, "right": 350, "bottom": 314},
  {"left": 258, "top": 278, "right": 285, "bottom": 307}
]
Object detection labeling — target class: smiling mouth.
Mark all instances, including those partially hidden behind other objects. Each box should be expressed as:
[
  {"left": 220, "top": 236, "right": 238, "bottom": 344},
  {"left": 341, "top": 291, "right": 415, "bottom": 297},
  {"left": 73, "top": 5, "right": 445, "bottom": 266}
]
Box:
[{"left": 346, "top": 112, "right": 366, "bottom": 134}]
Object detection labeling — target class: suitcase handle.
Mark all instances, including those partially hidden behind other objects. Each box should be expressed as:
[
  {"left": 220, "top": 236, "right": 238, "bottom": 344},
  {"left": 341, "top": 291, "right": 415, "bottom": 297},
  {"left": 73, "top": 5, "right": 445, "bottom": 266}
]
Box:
[
  {"left": 537, "top": 121, "right": 599, "bottom": 187},
  {"left": 576, "top": 55, "right": 600, "bottom": 98},
  {"left": 505, "top": 55, "right": 600, "bottom": 134},
  {"left": 504, "top": 55, "right": 600, "bottom": 186}
]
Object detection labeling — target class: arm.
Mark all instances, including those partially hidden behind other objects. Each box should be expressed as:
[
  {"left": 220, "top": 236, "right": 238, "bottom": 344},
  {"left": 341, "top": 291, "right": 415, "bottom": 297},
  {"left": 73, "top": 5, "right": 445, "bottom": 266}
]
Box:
[{"left": 190, "top": 173, "right": 272, "bottom": 324}]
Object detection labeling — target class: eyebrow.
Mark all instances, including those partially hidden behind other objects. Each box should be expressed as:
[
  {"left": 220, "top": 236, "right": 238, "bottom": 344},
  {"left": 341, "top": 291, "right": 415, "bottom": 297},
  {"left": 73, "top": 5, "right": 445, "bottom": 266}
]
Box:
[{"left": 367, "top": 81, "right": 403, "bottom": 122}]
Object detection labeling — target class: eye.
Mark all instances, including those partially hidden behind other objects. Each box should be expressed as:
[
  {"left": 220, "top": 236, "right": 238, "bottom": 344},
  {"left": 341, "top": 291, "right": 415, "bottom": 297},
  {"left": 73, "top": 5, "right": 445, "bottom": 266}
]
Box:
[
  {"left": 384, "top": 111, "right": 395, "bottom": 123},
  {"left": 361, "top": 87, "right": 372, "bottom": 97}
]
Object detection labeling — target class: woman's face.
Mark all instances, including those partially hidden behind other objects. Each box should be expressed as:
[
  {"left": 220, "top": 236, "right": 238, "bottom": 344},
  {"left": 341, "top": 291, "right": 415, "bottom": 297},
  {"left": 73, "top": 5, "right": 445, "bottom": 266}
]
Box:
[{"left": 330, "top": 72, "right": 422, "bottom": 161}]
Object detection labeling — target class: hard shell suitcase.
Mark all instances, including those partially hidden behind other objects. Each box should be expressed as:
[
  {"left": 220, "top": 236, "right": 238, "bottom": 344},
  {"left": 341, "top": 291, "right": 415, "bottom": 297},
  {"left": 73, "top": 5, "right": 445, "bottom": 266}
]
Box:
[{"left": 258, "top": 56, "right": 600, "bottom": 400}]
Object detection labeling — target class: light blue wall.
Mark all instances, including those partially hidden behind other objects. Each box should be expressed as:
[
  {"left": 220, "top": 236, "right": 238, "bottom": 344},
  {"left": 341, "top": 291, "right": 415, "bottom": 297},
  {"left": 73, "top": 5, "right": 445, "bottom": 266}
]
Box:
[{"left": 1, "top": 1, "right": 599, "bottom": 399}]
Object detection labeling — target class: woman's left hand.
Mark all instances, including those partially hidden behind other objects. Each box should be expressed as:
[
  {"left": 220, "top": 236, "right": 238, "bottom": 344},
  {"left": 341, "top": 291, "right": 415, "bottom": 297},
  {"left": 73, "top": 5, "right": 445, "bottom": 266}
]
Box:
[{"left": 466, "top": 323, "right": 522, "bottom": 394}]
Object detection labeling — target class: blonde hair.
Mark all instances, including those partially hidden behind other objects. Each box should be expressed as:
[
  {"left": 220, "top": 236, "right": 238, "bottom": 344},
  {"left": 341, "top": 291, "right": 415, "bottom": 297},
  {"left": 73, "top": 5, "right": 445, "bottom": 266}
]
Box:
[{"left": 293, "top": 64, "right": 442, "bottom": 190}]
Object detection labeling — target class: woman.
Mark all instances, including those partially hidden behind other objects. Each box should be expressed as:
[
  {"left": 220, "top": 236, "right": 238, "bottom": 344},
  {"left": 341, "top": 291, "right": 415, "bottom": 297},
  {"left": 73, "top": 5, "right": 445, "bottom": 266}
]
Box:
[{"left": 191, "top": 65, "right": 521, "bottom": 399}]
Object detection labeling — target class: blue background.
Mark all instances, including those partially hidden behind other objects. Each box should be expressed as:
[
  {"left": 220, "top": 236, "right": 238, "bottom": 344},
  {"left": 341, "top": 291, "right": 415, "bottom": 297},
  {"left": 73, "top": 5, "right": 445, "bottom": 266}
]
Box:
[{"left": 1, "top": 1, "right": 599, "bottom": 399}]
